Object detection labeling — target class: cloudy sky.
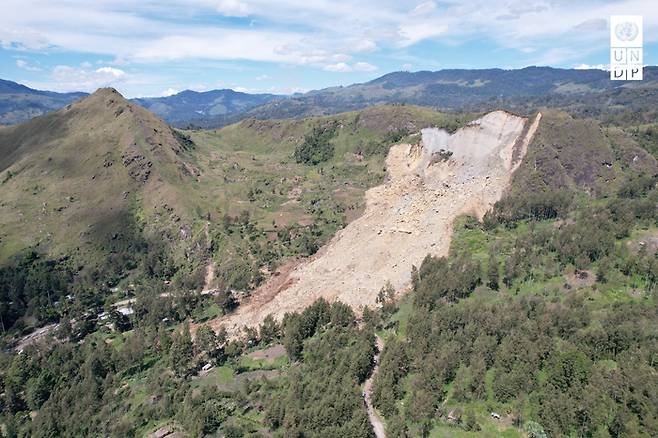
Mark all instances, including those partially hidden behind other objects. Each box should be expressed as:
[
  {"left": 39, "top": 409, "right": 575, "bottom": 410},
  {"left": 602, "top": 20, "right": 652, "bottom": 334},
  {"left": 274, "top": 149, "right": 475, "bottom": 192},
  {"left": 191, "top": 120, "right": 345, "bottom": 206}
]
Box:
[{"left": 1, "top": 0, "right": 656, "bottom": 97}]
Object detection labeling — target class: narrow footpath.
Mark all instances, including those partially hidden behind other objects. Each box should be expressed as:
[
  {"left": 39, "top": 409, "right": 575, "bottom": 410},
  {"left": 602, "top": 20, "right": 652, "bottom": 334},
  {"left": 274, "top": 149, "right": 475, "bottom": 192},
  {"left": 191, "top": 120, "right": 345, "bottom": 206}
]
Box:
[{"left": 364, "top": 334, "right": 386, "bottom": 438}]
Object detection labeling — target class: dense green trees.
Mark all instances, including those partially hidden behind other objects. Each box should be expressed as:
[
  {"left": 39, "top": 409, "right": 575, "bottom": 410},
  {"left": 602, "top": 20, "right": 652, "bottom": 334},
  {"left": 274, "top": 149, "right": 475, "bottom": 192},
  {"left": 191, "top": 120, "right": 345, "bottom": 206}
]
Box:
[
  {"left": 371, "top": 337, "right": 407, "bottom": 417},
  {"left": 358, "top": 128, "right": 410, "bottom": 157},
  {"left": 281, "top": 298, "right": 357, "bottom": 361},
  {"left": 371, "top": 172, "right": 658, "bottom": 436},
  {"left": 259, "top": 314, "right": 280, "bottom": 344},
  {"left": 294, "top": 122, "right": 338, "bottom": 165},
  {"left": 412, "top": 255, "right": 481, "bottom": 308},
  {"left": 484, "top": 188, "right": 572, "bottom": 225},
  {"left": 267, "top": 300, "right": 375, "bottom": 437},
  {"left": 374, "top": 291, "right": 657, "bottom": 437},
  {"left": 0, "top": 252, "right": 74, "bottom": 332}
]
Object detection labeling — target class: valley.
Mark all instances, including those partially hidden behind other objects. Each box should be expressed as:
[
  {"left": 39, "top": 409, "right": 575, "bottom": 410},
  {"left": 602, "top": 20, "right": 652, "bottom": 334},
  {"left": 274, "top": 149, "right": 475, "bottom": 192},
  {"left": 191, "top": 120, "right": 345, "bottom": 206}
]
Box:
[
  {"left": 3, "top": 2, "right": 658, "bottom": 436},
  {"left": 0, "top": 77, "right": 656, "bottom": 438}
]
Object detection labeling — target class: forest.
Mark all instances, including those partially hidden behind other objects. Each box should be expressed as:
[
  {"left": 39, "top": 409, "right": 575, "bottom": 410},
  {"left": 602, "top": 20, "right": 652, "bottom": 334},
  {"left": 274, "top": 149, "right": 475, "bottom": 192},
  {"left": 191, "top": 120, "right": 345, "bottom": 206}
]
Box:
[{"left": 371, "top": 169, "right": 658, "bottom": 437}]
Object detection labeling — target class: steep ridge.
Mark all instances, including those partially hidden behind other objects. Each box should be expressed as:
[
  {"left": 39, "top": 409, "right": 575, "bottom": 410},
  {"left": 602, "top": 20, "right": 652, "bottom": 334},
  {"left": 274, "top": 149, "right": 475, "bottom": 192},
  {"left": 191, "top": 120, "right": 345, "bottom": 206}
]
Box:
[
  {"left": 210, "top": 110, "right": 541, "bottom": 334},
  {"left": 0, "top": 88, "right": 199, "bottom": 263}
]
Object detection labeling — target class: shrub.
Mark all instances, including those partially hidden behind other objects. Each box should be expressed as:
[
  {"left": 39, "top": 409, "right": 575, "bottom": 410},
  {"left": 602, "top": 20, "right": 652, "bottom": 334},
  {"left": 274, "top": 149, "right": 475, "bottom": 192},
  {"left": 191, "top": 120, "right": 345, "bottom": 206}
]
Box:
[{"left": 294, "top": 122, "right": 338, "bottom": 164}]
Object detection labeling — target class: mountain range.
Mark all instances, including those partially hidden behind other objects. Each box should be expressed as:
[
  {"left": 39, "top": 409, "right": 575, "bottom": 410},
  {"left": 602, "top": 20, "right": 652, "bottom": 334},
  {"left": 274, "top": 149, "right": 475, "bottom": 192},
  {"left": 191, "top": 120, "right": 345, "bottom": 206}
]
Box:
[
  {"left": 244, "top": 66, "right": 658, "bottom": 121},
  {"left": 133, "top": 89, "right": 278, "bottom": 128},
  {"left": 3, "top": 66, "right": 658, "bottom": 128},
  {"left": 0, "top": 79, "right": 87, "bottom": 125}
]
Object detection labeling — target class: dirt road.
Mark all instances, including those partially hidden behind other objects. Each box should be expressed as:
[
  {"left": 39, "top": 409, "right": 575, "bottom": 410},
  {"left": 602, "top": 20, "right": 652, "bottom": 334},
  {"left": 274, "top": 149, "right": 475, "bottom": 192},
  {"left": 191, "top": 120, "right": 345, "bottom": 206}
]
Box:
[{"left": 364, "top": 335, "right": 386, "bottom": 438}]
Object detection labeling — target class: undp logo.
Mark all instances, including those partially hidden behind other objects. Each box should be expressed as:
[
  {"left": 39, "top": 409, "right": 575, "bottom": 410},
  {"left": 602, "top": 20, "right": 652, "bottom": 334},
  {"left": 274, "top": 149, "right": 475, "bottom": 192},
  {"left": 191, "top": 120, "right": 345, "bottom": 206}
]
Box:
[{"left": 610, "top": 16, "right": 643, "bottom": 81}]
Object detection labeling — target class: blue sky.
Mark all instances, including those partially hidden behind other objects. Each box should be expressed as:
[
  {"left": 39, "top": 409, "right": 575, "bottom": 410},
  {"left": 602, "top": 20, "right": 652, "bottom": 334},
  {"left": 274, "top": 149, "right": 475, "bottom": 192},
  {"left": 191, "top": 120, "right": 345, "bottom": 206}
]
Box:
[{"left": 1, "top": 0, "right": 656, "bottom": 98}]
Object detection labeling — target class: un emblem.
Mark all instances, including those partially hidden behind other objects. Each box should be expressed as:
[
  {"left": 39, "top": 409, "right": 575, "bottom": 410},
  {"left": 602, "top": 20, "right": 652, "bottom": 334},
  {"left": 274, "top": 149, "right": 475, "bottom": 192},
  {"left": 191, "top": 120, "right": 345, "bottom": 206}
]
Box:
[{"left": 615, "top": 21, "right": 639, "bottom": 42}]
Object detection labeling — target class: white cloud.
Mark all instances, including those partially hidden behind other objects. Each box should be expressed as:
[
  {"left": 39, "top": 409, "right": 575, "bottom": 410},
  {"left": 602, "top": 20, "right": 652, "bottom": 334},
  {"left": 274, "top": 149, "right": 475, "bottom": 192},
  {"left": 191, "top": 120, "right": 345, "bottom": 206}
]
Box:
[
  {"left": 50, "top": 65, "right": 128, "bottom": 92},
  {"left": 161, "top": 87, "right": 180, "bottom": 96},
  {"left": 324, "top": 61, "right": 378, "bottom": 73},
  {"left": 128, "top": 31, "right": 305, "bottom": 63},
  {"left": 324, "top": 62, "right": 352, "bottom": 72},
  {"left": 2, "top": 0, "right": 656, "bottom": 79},
  {"left": 410, "top": 1, "right": 437, "bottom": 17},
  {"left": 16, "top": 58, "right": 41, "bottom": 71},
  {"left": 352, "top": 39, "right": 377, "bottom": 53},
  {"left": 95, "top": 66, "right": 126, "bottom": 78},
  {"left": 573, "top": 63, "right": 610, "bottom": 71},
  {"left": 353, "top": 62, "right": 378, "bottom": 72},
  {"left": 397, "top": 22, "right": 449, "bottom": 47},
  {"left": 331, "top": 53, "right": 351, "bottom": 63},
  {"left": 402, "top": 63, "right": 413, "bottom": 71},
  {"left": 216, "top": 0, "right": 250, "bottom": 17},
  {"left": 0, "top": 27, "right": 49, "bottom": 50},
  {"left": 255, "top": 74, "right": 270, "bottom": 80}
]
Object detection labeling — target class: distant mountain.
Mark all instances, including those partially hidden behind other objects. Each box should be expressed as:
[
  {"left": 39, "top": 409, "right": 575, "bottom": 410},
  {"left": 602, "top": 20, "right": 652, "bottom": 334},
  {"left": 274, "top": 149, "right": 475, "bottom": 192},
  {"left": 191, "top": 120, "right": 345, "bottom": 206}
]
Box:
[
  {"left": 2, "top": 66, "right": 658, "bottom": 128},
  {"left": 0, "top": 79, "right": 87, "bottom": 125},
  {"left": 243, "top": 66, "right": 658, "bottom": 123},
  {"left": 138, "top": 66, "right": 658, "bottom": 127},
  {"left": 133, "top": 89, "right": 278, "bottom": 128}
]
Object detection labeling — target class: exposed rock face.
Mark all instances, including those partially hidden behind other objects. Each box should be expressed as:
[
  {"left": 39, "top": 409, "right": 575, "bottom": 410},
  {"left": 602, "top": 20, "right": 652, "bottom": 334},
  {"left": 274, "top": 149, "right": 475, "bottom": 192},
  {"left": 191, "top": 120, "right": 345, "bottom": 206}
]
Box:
[{"left": 211, "top": 110, "right": 541, "bottom": 335}]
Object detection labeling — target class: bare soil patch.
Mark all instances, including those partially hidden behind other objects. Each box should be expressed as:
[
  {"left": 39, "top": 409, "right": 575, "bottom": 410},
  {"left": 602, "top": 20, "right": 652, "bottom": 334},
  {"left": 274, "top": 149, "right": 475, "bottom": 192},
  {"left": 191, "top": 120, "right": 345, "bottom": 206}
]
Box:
[
  {"left": 564, "top": 269, "right": 596, "bottom": 289},
  {"left": 247, "top": 344, "right": 286, "bottom": 361},
  {"left": 627, "top": 230, "right": 658, "bottom": 254},
  {"left": 210, "top": 111, "right": 541, "bottom": 336}
]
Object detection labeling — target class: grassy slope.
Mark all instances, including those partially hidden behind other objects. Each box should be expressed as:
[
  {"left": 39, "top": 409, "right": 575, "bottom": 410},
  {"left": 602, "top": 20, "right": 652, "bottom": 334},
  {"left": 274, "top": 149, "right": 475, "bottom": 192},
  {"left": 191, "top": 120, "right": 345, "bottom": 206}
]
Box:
[
  {"left": 0, "top": 92, "right": 209, "bottom": 279},
  {"left": 187, "top": 104, "right": 477, "bottom": 224},
  {"left": 508, "top": 109, "right": 649, "bottom": 197}
]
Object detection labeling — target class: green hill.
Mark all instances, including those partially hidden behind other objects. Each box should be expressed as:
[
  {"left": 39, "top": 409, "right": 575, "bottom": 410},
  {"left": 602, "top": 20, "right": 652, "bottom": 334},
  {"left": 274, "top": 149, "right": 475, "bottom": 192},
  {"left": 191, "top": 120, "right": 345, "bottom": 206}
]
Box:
[
  {"left": 0, "top": 88, "right": 201, "bottom": 267},
  {"left": 0, "top": 95, "right": 475, "bottom": 336}
]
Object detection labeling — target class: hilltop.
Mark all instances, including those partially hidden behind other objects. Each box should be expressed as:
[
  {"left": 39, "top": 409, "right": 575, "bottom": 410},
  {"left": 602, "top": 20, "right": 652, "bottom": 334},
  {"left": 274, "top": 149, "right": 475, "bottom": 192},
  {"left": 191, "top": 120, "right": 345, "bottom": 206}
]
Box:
[{"left": 0, "top": 88, "right": 201, "bottom": 269}]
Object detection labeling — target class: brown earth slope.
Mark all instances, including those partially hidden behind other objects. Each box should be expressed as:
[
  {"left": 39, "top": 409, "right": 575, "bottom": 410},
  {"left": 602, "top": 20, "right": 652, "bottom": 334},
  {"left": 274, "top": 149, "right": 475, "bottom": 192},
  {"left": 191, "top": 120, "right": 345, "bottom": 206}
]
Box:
[{"left": 210, "top": 110, "right": 541, "bottom": 334}]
